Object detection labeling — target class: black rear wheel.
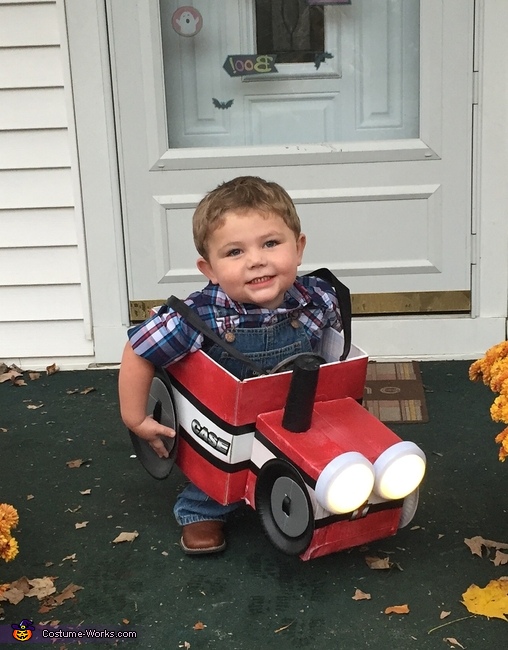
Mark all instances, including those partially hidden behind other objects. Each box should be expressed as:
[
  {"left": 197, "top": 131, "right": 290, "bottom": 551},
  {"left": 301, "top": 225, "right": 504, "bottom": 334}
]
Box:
[{"left": 129, "top": 369, "right": 178, "bottom": 480}]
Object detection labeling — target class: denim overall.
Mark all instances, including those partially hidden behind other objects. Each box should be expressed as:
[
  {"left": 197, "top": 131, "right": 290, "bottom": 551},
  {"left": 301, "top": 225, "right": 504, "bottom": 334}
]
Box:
[{"left": 173, "top": 311, "right": 313, "bottom": 525}]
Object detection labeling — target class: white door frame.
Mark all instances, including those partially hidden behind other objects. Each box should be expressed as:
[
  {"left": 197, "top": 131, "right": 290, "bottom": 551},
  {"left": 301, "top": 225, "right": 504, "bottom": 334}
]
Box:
[{"left": 64, "top": 0, "right": 508, "bottom": 364}]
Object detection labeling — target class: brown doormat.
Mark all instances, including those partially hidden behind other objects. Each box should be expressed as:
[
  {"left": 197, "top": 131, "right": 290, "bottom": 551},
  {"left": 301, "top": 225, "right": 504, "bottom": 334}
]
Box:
[{"left": 363, "top": 361, "right": 428, "bottom": 423}]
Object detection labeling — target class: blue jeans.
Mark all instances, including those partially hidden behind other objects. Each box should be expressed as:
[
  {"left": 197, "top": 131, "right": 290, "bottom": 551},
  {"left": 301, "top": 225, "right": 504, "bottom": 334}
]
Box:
[
  {"left": 173, "top": 313, "right": 313, "bottom": 526},
  {"left": 174, "top": 482, "right": 241, "bottom": 526}
]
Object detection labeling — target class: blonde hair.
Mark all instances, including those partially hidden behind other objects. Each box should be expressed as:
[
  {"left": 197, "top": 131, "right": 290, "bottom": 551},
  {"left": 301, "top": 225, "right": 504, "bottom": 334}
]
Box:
[{"left": 192, "top": 176, "right": 301, "bottom": 258}]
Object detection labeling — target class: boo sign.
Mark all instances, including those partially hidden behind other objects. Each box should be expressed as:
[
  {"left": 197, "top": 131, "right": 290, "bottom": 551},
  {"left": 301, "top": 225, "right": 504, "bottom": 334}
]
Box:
[{"left": 223, "top": 54, "right": 278, "bottom": 77}]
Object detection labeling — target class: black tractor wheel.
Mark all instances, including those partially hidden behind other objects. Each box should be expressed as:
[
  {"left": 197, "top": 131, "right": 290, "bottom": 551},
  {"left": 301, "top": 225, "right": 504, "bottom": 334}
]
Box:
[
  {"left": 129, "top": 369, "right": 178, "bottom": 479},
  {"left": 255, "top": 459, "right": 314, "bottom": 555}
]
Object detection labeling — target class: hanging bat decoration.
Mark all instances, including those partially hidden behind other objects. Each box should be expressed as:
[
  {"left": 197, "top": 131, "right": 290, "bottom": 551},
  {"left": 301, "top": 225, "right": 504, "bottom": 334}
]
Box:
[
  {"left": 314, "top": 51, "right": 334, "bottom": 70},
  {"left": 212, "top": 98, "right": 234, "bottom": 110}
]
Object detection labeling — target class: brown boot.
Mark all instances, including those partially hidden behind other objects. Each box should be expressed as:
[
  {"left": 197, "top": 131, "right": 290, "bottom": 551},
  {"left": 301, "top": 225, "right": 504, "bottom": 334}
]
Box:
[{"left": 180, "top": 521, "right": 226, "bottom": 555}]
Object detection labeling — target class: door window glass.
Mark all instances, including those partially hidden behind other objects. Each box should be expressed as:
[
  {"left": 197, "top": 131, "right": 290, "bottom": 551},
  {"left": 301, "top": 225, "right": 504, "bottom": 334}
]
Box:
[
  {"left": 160, "top": 0, "right": 420, "bottom": 148},
  {"left": 255, "top": 0, "right": 324, "bottom": 64}
]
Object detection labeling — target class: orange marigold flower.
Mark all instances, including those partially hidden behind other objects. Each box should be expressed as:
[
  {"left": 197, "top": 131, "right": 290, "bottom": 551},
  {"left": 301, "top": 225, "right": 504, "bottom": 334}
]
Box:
[
  {"left": 472, "top": 341, "right": 508, "bottom": 386},
  {"left": 471, "top": 341, "right": 508, "bottom": 461},
  {"left": 0, "top": 503, "right": 19, "bottom": 533},
  {"left": 495, "top": 427, "right": 508, "bottom": 462},
  {"left": 489, "top": 360, "right": 508, "bottom": 392},
  {"left": 468, "top": 359, "right": 483, "bottom": 382},
  {"left": 495, "top": 427, "right": 508, "bottom": 445},
  {"left": 490, "top": 394, "right": 508, "bottom": 423},
  {"left": 0, "top": 536, "right": 19, "bottom": 562},
  {"left": 491, "top": 373, "right": 508, "bottom": 395}
]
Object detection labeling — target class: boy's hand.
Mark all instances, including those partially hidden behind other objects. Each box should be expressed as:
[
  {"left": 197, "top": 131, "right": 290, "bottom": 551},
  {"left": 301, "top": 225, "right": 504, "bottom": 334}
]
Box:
[
  {"left": 119, "top": 344, "right": 176, "bottom": 458},
  {"left": 130, "top": 417, "right": 176, "bottom": 458}
]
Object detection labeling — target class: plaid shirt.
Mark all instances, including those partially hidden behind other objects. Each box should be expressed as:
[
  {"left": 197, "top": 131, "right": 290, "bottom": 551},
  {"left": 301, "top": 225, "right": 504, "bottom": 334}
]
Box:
[{"left": 128, "top": 275, "right": 341, "bottom": 369}]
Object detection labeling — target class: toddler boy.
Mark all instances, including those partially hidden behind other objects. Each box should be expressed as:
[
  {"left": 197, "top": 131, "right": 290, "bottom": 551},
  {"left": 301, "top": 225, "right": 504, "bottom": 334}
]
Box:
[{"left": 119, "top": 176, "right": 342, "bottom": 554}]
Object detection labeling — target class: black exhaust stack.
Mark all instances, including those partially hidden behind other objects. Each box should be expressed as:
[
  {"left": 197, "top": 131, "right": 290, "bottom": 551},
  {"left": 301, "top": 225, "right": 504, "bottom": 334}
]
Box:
[{"left": 282, "top": 355, "right": 321, "bottom": 432}]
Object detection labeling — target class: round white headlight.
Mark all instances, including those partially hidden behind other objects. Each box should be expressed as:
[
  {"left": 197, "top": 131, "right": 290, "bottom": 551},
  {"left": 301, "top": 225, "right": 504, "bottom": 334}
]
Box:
[
  {"left": 373, "top": 441, "right": 426, "bottom": 500},
  {"left": 315, "top": 452, "right": 375, "bottom": 514}
]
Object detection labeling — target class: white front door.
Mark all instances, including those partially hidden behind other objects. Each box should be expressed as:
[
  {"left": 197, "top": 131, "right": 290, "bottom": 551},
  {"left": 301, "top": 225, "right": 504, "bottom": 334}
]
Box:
[{"left": 107, "top": 0, "right": 477, "bottom": 357}]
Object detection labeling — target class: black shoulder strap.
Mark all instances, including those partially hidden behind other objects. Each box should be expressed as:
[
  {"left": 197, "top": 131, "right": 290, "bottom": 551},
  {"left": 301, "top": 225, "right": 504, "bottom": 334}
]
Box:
[
  {"left": 305, "top": 268, "right": 352, "bottom": 361},
  {"left": 166, "top": 295, "right": 269, "bottom": 376}
]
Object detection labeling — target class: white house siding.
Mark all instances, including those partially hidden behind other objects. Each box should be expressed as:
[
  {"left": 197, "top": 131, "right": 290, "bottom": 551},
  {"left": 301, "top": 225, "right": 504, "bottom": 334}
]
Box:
[{"left": 0, "top": 0, "right": 94, "bottom": 370}]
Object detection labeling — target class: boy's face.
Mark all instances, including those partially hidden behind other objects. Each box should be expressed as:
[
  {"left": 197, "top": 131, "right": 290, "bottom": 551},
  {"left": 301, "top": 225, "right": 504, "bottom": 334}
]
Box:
[{"left": 197, "top": 209, "right": 306, "bottom": 309}]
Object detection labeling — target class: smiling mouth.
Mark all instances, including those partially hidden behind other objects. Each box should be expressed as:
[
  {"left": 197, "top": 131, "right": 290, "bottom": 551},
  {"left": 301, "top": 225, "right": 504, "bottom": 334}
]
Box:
[{"left": 248, "top": 276, "right": 273, "bottom": 285}]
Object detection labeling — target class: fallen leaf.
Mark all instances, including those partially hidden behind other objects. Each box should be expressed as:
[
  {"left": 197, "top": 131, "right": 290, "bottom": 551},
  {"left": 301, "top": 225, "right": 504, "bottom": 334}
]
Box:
[
  {"left": 46, "top": 363, "right": 59, "bottom": 375},
  {"left": 0, "top": 577, "right": 31, "bottom": 604},
  {"left": 79, "top": 489, "right": 91, "bottom": 495},
  {"left": 365, "top": 556, "right": 391, "bottom": 570},
  {"left": 62, "top": 554, "right": 77, "bottom": 562},
  {"left": 0, "top": 369, "right": 23, "bottom": 384},
  {"left": 0, "top": 587, "right": 26, "bottom": 605},
  {"left": 464, "top": 535, "right": 508, "bottom": 558},
  {"left": 65, "top": 506, "right": 81, "bottom": 513},
  {"left": 493, "top": 550, "right": 508, "bottom": 566},
  {"left": 66, "top": 389, "right": 80, "bottom": 395},
  {"left": 0, "top": 577, "right": 58, "bottom": 605},
  {"left": 274, "top": 621, "right": 294, "bottom": 633},
  {"left": 38, "top": 583, "right": 83, "bottom": 613},
  {"left": 178, "top": 643, "right": 191, "bottom": 649},
  {"left": 0, "top": 427, "right": 8, "bottom": 433},
  {"left": 12, "top": 377, "right": 27, "bottom": 386},
  {"left": 464, "top": 536, "right": 484, "bottom": 557},
  {"left": 462, "top": 578, "right": 508, "bottom": 621},
  {"left": 27, "top": 494, "right": 34, "bottom": 500},
  {"left": 80, "top": 387, "right": 96, "bottom": 395},
  {"left": 440, "top": 610, "right": 451, "bottom": 619},
  {"left": 112, "top": 531, "right": 139, "bottom": 544},
  {"left": 352, "top": 589, "right": 371, "bottom": 601},
  {"left": 384, "top": 604, "right": 410, "bottom": 615},
  {"left": 193, "top": 621, "right": 206, "bottom": 630},
  {"left": 75, "top": 521, "right": 88, "bottom": 529},
  {"left": 29, "top": 372, "right": 41, "bottom": 381},
  {"left": 27, "top": 578, "right": 57, "bottom": 600},
  {"left": 444, "top": 637, "right": 465, "bottom": 649},
  {"left": 122, "top": 618, "right": 129, "bottom": 625},
  {"left": 66, "top": 459, "right": 91, "bottom": 468},
  {"left": 27, "top": 403, "right": 44, "bottom": 410}
]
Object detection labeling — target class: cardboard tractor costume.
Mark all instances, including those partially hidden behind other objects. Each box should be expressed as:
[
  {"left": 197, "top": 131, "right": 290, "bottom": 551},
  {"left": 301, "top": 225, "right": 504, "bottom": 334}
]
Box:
[{"left": 129, "top": 271, "right": 426, "bottom": 561}]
